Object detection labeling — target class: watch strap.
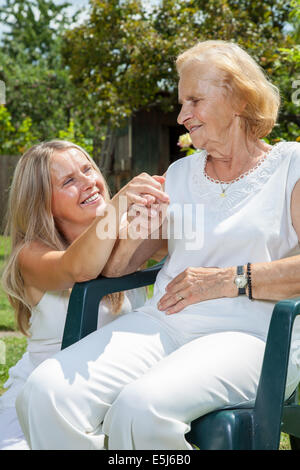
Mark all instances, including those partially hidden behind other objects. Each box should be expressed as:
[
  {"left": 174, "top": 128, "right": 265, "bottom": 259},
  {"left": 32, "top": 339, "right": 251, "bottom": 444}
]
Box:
[
  {"left": 237, "top": 265, "right": 246, "bottom": 295},
  {"left": 237, "top": 265, "right": 243, "bottom": 275}
]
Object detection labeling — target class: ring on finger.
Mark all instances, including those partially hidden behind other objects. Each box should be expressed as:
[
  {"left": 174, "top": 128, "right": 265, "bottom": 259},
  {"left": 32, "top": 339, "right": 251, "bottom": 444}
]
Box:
[{"left": 176, "top": 293, "right": 184, "bottom": 302}]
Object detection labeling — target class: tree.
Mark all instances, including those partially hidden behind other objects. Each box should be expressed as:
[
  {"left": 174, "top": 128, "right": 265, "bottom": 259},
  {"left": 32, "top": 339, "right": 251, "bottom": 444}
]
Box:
[
  {"left": 0, "top": 106, "right": 37, "bottom": 154},
  {"left": 0, "top": 0, "right": 85, "bottom": 144},
  {"left": 62, "top": 0, "right": 299, "bottom": 144},
  {"left": 0, "top": 0, "right": 77, "bottom": 67}
]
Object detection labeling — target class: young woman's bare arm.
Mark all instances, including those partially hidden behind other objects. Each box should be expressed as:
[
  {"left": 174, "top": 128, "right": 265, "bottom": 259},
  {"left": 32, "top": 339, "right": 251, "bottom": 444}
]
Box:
[
  {"left": 102, "top": 174, "right": 168, "bottom": 277},
  {"left": 19, "top": 174, "right": 169, "bottom": 294}
]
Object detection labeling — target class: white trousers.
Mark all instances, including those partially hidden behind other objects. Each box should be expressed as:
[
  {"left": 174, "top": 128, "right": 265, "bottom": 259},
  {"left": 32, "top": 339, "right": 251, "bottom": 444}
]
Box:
[
  {"left": 16, "top": 311, "right": 299, "bottom": 450},
  {"left": 0, "top": 408, "right": 30, "bottom": 450}
]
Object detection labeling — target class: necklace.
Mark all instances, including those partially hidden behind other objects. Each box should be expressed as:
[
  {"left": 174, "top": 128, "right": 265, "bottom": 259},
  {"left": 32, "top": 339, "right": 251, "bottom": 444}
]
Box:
[{"left": 210, "top": 152, "right": 267, "bottom": 198}]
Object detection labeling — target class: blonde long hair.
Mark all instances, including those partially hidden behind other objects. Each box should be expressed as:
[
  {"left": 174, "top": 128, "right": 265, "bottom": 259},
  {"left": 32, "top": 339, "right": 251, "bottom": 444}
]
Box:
[{"left": 1, "top": 140, "right": 124, "bottom": 336}]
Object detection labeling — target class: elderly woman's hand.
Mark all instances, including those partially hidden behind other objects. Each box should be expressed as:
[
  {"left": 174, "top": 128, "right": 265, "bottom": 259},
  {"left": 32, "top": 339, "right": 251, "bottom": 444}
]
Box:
[{"left": 157, "top": 266, "right": 237, "bottom": 314}]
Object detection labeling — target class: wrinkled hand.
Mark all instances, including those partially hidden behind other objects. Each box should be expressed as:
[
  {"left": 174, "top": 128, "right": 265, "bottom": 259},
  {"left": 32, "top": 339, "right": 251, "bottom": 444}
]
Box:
[{"left": 157, "top": 266, "right": 236, "bottom": 314}]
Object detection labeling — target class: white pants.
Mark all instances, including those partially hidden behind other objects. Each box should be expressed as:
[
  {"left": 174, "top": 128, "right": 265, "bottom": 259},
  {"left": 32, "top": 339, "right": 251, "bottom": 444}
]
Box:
[
  {"left": 16, "top": 311, "right": 299, "bottom": 450},
  {"left": 0, "top": 408, "right": 30, "bottom": 450}
]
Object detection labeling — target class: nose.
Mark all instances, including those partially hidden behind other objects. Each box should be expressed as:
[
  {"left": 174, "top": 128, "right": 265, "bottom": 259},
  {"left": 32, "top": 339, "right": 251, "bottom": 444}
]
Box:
[
  {"left": 177, "top": 102, "right": 193, "bottom": 126},
  {"left": 80, "top": 171, "right": 95, "bottom": 191}
]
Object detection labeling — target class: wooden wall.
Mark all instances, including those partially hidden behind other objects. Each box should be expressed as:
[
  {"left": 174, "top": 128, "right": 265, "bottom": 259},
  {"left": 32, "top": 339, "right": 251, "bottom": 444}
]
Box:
[
  {"left": 112, "top": 107, "right": 182, "bottom": 192},
  {"left": 132, "top": 108, "right": 182, "bottom": 176}
]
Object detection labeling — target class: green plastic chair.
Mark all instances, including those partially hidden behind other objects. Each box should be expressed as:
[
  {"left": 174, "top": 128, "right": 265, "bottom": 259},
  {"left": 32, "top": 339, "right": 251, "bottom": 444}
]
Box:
[{"left": 61, "top": 261, "right": 300, "bottom": 450}]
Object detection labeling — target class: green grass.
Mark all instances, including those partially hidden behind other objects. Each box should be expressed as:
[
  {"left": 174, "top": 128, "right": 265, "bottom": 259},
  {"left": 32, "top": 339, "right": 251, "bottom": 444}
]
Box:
[
  {"left": 0, "top": 336, "right": 27, "bottom": 396},
  {"left": 0, "top": 235, "right": 26, "bottom": 396},
  {"left": 0, "top": 236, "right": 294, "bottom": 448},
  {"left": 0, "top": 235, "right": 17, "bottom": 331}
]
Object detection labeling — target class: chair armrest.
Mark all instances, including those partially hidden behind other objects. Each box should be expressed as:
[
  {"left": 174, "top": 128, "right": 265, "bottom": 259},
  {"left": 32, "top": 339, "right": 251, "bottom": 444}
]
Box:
[
  {"left": 253, "top": 297, "right": 300, "bottom": 449},
  {"left": 61, "top": 261, "right": 164, "bottom": 350}
]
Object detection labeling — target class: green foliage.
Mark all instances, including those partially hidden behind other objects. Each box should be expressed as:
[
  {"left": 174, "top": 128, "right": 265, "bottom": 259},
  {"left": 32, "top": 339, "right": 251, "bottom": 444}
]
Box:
[
  {"left": 58, "top": 119, "right": 94, "bottom": 155},
  {"left": 0, "top": 0, "right": 77, "bottom": 68},
  {"left": 0, "top": 106, "right": 37, "bottom": 154},
  {"left": 0, "top": 56, "right": 74, "bottom": 142},
  {"left": 0, "top": 236, "right": 15, "bottom": 332},
  {"left": 62, "top": 0, "right": 165, "bottom": 127},
  {"left": 0, "top": 105, "right": 94, "bottom": 156},
  {"left": 61, "top": 0, "right": 299, "bottom": 141},
  {"left": 0, "top": 0, "right": 80, "bottom": 143},
  {"left": 0, "top": 336, "right": 27, "bottom": 396},
  {"left": 0, "top": 106, "right": 15, "bottom": 150},
  {"left": 289, "top": 0, "right": 300, "bottom": 42},
  {"left": 0, "top": 0, "right": 299, "bottom": 150}
]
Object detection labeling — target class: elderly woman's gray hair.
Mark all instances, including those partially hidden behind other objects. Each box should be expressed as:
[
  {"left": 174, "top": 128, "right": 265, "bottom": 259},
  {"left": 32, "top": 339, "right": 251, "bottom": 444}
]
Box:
[{"left": 176, "top": 40, "right": 280, "bottom": 139}]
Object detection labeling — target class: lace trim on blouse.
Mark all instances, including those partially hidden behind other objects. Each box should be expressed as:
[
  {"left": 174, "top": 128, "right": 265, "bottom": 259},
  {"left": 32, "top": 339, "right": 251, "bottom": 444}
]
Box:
[{"left": 191, "top": 142, "right": 293, "bottom": 215}]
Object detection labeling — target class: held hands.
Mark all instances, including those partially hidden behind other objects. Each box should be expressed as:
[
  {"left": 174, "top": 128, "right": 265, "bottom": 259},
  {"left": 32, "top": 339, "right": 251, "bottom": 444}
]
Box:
[
  {"left": 114, "top": 173, "right": 169, "bottom": 211},
  {"left": 114, "top": 173, "right": 169, "bottom": 240},
  {"left": 157, "top": 266, "right": 237, "bottom": 315}
]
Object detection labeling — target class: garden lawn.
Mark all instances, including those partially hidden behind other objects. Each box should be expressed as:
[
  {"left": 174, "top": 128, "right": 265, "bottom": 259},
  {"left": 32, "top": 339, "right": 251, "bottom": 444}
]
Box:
[
  {"left": 0, "top": 236, "right": 16, "bottom": 331},
  {"left": 0, "top": 235, "right": 27, "bottom": 396},
  {"left": 0, "top": 336, "right": 27, "bottom": 396}
]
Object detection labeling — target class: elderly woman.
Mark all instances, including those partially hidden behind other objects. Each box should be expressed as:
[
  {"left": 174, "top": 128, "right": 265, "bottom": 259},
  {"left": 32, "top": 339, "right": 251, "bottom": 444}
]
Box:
[{"left": 16, "top": 40, "right": 300, "bottom": 450}]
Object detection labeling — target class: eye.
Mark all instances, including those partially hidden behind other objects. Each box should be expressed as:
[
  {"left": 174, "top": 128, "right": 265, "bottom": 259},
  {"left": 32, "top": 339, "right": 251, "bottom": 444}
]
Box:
[
  {"left": 84, "top": 166, "right": 92, "bottom": 173},
  {"left": 63, "top": 177, "right": 73, "bottom": 186}
]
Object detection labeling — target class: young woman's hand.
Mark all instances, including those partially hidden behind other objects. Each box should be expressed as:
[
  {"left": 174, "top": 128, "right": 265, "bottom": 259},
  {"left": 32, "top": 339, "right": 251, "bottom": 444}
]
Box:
[
  {"left": 112, "top": 173, "right": 169, "bottom": 215},
  {"left": 115, "top": 174, "right": 169, "bottom": 240}
]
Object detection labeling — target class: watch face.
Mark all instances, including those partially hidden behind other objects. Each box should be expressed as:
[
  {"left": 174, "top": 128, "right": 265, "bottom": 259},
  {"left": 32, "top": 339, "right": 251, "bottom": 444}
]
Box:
[{"left": 235, "top": 276, "right": 248, "bottom": 288}]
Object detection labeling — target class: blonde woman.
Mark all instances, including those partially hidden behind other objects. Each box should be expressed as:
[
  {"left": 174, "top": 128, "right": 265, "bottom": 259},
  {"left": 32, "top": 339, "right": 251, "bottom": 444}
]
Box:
[
  {"left": 0, "top": 140, "right": 169, "bottom": 449},
  {"left": 17, "top": 41, "right": 300, "bottom": 450}
]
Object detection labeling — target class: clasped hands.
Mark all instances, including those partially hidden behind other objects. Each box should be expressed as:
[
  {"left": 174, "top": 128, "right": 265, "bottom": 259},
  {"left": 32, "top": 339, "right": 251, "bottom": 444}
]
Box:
[{"left": 119, "top": 173, "right": 169, "bottom": 239}]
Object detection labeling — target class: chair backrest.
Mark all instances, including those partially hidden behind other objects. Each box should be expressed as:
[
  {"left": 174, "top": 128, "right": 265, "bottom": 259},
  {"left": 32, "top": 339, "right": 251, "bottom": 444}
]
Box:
[{"left": 62, "top": 261, "right": 165, "bottom": 350}]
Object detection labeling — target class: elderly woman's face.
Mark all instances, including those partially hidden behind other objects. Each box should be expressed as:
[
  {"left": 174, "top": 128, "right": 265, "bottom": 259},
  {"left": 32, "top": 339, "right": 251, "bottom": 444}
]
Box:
[{"left": 177, "top": 62, "right": 236, "bottom": 150}]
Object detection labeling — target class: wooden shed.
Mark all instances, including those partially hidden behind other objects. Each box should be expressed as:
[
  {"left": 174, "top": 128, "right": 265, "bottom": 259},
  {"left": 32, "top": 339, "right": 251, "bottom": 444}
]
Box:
[{"left": 106, "top": 106, "right": 183, "bottom": 192}]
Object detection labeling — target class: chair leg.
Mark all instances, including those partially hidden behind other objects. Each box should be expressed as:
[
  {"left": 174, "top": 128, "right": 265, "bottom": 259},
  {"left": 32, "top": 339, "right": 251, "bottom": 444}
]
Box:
[{"left": 289, "top": 435, "right": 300, "bottom": 450}]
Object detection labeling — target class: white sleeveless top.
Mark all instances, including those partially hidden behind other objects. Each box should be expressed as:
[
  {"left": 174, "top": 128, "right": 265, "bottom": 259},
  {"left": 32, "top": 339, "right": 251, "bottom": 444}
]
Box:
[
  {"left": 138, "top": 142, "right": 300, "bottom": 347},
  {"left": 0, "top": 288, "right": 146, "bottom": 409}
]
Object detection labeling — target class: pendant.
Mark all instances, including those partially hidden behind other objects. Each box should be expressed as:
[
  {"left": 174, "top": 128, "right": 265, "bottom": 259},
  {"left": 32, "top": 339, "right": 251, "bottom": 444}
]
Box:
[{"left": 220, "top": 192, "right": 226, "bottom": 198}]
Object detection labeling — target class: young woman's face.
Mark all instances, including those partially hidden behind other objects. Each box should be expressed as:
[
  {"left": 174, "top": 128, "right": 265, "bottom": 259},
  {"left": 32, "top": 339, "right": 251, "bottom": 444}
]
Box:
[{"left": 50, "top": 148, "right": 108, "bottom": 240}]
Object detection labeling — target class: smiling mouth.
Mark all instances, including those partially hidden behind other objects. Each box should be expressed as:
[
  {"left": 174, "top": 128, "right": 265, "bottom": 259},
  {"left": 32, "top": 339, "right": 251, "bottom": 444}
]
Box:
[
  {"left": 189, "top": 125, "right": 202, "bottom": 134},
  {"left": 80, "top": 192, "right": 102, "bottom": 206}
]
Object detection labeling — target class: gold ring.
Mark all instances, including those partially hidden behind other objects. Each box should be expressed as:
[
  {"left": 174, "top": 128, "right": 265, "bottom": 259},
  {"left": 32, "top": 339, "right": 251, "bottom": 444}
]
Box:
[{"left": 176, "top": 294, "right": 184, "bottom": 302}]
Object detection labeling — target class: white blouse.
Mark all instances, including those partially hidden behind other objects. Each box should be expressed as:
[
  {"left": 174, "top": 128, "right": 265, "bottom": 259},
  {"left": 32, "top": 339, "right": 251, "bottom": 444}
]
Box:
[{"left": 137, "top": 142, "right": 300, "bottom": 352}]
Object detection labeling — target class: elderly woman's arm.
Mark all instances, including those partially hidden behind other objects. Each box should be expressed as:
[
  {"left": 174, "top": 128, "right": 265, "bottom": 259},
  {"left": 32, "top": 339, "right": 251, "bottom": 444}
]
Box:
[
  {"left": 101, "top": 200, "right": 169, "bottom": 277},
  {"left": 158, "top": 179, "right": 300, "bottom": 315},
  {"left": 249, "top": 178, "right": 300, "bottom": 301},
  {"left": 248, "top": 255, "right": 300, "bottom": 301}
]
